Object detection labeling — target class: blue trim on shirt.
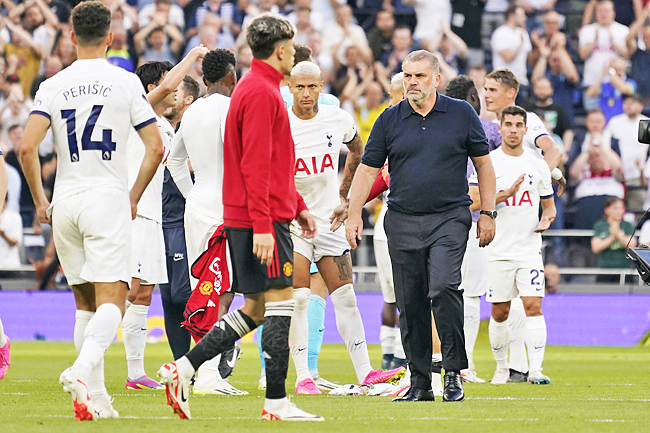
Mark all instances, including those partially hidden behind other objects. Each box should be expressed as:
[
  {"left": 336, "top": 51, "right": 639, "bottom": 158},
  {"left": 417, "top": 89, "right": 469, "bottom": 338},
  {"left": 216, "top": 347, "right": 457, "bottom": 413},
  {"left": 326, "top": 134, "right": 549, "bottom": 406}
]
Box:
[
  {"left": 30, "top": 110, "right": 51, "bottom": 120},
  {"left": 135, "top": 117, "right": 157, "bottom": 131},
  {"left": 541, "top": 194, "right": 554, "bottom": 199}
]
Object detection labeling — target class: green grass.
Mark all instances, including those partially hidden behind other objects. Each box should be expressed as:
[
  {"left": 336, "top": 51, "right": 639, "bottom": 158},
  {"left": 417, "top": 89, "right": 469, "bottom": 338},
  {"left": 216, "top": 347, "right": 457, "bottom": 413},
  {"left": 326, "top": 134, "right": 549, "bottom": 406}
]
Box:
[{"left": 2, "top": 326, "right": 650, "bottom": 433}]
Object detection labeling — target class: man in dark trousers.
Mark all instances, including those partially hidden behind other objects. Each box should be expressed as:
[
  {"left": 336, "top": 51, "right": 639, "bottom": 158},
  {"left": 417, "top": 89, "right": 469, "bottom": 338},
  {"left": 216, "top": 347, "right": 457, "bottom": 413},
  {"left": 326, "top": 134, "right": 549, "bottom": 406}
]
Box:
[
  {"left": 346, "top": 50, "right": 497, "bottom": 402},
  {"left": 158, "top": 15, "right": 322, "bottom": 421}
]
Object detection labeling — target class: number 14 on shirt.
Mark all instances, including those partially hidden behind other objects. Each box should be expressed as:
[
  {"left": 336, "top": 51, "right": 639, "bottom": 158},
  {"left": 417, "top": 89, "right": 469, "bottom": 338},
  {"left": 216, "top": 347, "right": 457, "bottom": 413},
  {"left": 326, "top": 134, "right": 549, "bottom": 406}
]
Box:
[{"left": 61, "top": 105, "right": 116, "bottom": 162}]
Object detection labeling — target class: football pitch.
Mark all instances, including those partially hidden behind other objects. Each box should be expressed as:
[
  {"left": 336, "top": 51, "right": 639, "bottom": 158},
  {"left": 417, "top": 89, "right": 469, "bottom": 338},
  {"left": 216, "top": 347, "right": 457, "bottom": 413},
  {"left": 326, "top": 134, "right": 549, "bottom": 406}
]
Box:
[{"left": 1, "top": 330, "right": 649, "bottom": 433}]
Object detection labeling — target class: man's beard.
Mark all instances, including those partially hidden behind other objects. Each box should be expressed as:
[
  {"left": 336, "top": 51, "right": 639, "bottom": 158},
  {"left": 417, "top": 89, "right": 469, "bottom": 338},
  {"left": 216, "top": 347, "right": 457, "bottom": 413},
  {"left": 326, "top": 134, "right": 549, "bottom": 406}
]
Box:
[{"left": 406, "top": 83, "right": 434, "bottom": 108}]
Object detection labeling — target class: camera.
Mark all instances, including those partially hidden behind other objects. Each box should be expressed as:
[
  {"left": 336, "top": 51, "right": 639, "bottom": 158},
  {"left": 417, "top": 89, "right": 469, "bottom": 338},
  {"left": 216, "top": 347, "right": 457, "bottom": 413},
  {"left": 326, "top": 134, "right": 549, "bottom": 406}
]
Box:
[{"left": 639, "top": 119, "right": 650, "bottom": 144}]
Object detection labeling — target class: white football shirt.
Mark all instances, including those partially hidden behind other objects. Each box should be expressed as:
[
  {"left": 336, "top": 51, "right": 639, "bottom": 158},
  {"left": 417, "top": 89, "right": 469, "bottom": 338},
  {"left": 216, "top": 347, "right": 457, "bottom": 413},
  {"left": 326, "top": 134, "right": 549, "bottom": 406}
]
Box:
[
  {"left": 168, "top": 92, "right": 230, "bottom": 222},
  {"left": 126, "top": 115, "right": 173, "bottom": 223},
  {"left": 289, "top": 104, "right": 356, "bottom": 231},
  {"left": 31, "top": 58, "right": 156, "bottom": 208},
  {"left": 470, "top": 147, "right": 553, "bottom": 261}
]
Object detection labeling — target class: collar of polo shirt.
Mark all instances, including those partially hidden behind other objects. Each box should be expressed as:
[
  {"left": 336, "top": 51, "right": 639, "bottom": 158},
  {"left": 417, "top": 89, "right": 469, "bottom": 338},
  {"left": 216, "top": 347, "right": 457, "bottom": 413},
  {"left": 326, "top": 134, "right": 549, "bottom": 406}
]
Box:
[{"left": 399, "top": 92, "right": 449, "bottom": 119}]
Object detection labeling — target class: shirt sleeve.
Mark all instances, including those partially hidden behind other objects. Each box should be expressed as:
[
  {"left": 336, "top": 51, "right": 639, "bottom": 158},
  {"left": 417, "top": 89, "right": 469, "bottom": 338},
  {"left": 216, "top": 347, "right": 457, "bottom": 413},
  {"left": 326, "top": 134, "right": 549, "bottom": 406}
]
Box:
[
  {"left": 526, "top": 112, "right": 549, "bottom": 147},
  {"left": 466, "top": 103, "right": 489, "bottom": 157},
  {"left": 490, "top": 27, "right": 509, "bottom": 52},
  {"left": 361, "top": 111, "right": 388, "bottom": 168},
  {"left": 128, "top": 75, "right": 157, "bottom": 131},
  {"left": 593, "top": 220, "right": 609, "bottom": 237},
  {"left": 31, "top": 85, "right": 51, "bottom": 120},
  {"left": 167, "top": 124, "right": 193, "bottom": 198},
  {"left": 538, "top": 161, "right": 554, "bottom": 198},
  {"left": 341, "top": 110, "right": 357, "bottom": 143}
]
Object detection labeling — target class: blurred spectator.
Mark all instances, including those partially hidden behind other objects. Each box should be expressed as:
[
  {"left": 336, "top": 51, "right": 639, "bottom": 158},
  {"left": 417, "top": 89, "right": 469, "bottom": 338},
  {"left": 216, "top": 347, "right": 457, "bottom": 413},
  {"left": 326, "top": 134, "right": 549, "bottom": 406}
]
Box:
[
  {"left": 309, "top": 0, "right": 340, "bottom": 32},
  {"left": 52, "top": 34, "right": 76, "bottom": 68},
  {"left": 544, "top": 263, "right": 560, "bottom": 293},
  {"left": 0, "top": 195, "right": 22, "bottom": 270},
  {"left": 107, "top": 1, "right": 139, "bottom": 34},
  {"left": 527, "top": 77, "right": 573, "bottom": 151},
  {"left": 30, "top": 55, "right": 62, "bottom": 99},
  {"left": 138, "top": 0, "right": 185, "bottom": 30},
  {"left": 579, "top": 0, "right": 630, "bottom": 109},
  {"left": 2, "top": 124, "right": 37, "bottom": 228},
  {"left": 605, "top": 94, "right": 649, "bottom": 211},
  {"left": 450, "top": 0, "right": 486, "bottom": 68},
  {"left": 0, "top": 91, "right": 29, "bottom": 142},
  {"left": 569, "top": 142, "right": 624, "bottom": 229},
  {"left": 292, "top": 6, "right": 315, "bottom": 45},
  {"left": 568, "top": 108, "right": 618, "bottom": 166},
  {"left": 367, "top": 9, "right": 395, "bottom": 62},
  {"left": 626, "top": 4, "right": 650, "bottom": 104},
  {"left": 586, "top": 57, "right": 636, "bottom": 122},
  {"left": 591, "top": 197, "right": 636, "bottom": 282},
  {"left": 583, "top": 0, "right": 642, "bottom": 28},
  {"left": 235, "top": 44, "right": 252, "bottom": 79},
  {"left": 1, "top": 17, "right": 43, "bottom": 99},
  {"left": 343, "top": 73, "right": 388, "bottom": 142},
  {"left": 529, "top": 10, "right": 567, "bottom": 66},
  {"left": 437, "top": 20, "right": 469, "bottom": 75},
  {"left": 3, "top": 158, "right": 20, "bottom": 214},
  {"left": 191, "top": 0, "right": 241, "bottom": 38},
  {"left": 490, "top": 4, "right": 532, "bottom": 100},
  {"left": 107, "top": 26, "right": 136, "bottom": 73},
  {"left": 9, "top": 0, "right": 59, "bottom": 56},
  {"left": 134, "top": 13, "right": 184, "bottom": 63},
  {"left": 483, "top": 0, "right": 509, "bottom": 37},
  {"left": 531, "top": 44, "right": 579, "bottom": 123},
  {"left": 332, "top": 44, "right": 365, "bottom": 96},
  {"left": 402, "top": 0, "right": 451, "bottom": 48},
  {"left": 307, "top": 30, "right": 334, "bottom": 88},
  {"left": 377, "top": 25, "right": 413, "bottom": 77},
  {"left": 184, "top": 14, "right": 236, "bottom": 56},
  {"left": 288, "top": 0, "right": 328, "bottom": 33},
  {"left": 324, "top": 4, "right": 372, "bottom": 66},
  {"left": 468, "top": 65, "right": 495, "bottom": 120},
  {"left": 275, "top": 0, "right": 294, "bottom": 16},
  {"left": 519, "top": 0, "right": 558, "bottom": 33}
]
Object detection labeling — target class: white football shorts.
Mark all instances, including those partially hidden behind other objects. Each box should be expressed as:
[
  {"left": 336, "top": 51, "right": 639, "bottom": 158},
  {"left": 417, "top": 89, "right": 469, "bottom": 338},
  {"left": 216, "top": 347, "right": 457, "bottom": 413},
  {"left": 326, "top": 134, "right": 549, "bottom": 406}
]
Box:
[
  {"left": 52, "top": 187, "right": 131, "bottom": 286},
  {"left": 131, "top": 215, "right": 167, "bottom": 285},
  {"left": 486, "top": 256, "right": 546, "bottom": 303},
  {"left": 290, "top": 222, "right": 350, "bottom": 263},
  {"left": 373, "top": 238, "right": 396, "bottom": 304},
  {"left": 460, "top": 221, "right": 487, "bottom": 297}
]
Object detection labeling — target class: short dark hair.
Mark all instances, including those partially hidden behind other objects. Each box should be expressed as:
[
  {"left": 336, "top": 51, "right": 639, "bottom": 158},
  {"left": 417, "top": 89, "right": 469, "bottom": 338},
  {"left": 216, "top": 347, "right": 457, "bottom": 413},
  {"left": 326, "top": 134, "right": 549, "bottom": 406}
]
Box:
[
  {"left": 500, "top": 105, "right": 527, "bottom": 124},
  {"left": 445, "top": 75, "right": 475, "bottom": 100},
  {"left": 181, "top": 75, "right": 200, "bottom": 102},
  {"left": 136, "top": 61, "right": 174, "bottom": 93},
  {"left": 506, "top": 3, "right": 523, "bottom": 19},
  {"left": 71, "top": 1, "right": 111, "bottom": 46},
  {"left": 486, "top": 69, "right": 519, "bottom": 95},
  {"left": 246, "top": 14, "right": 295, "bottom": 59},
  {"left": 202, "top": 49, "right": 236, "bottom": 84},
  {"left": 294, "top": 44, "right": 312, "bottom": 66},
  {"left": 7, "top": 124, "right": 22, "bottom": 135}
]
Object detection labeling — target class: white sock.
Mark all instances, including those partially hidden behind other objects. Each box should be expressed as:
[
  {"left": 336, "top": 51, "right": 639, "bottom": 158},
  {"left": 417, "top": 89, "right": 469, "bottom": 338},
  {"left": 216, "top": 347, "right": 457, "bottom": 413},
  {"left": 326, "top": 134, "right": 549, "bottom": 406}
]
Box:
[
  {"left": 125, "top": 300, "right": 133, "bottom": 311},
  {"left": 289, "top": 287, "right": 311, "bottom": 384},
  {"left": 73, "top": 310, "right": 108, "bottom": 399},
  {"left": 264, "top": 396, "right": 288, "bottom": 409},
  {"left": 393, "top": 327, "right": 406, "bottom": 359},
  {"left": 176, "top": 356, "right": 196, "bottom": 382},
  {"left": 0, "top": 317, "right": 7, "bottom": 347},
  {"left": 432, "top": 352, "right": 442, "bottom": 363},
  {"left": 489, "top": 318, "right": 509, "bottom": 370},
  {"left": 463, "top": 296, "right": 481, "bottom": 371},
  {"left": 508, "top": 298, "right": 528, "bottom": 373},
  {"left": 525, "top": 315, "right": 547, "bottom": 373},
  {"left": 73, "top": 303, "right": 122, "bottom": 379},
  {"left": 122, "top": 304, "right": 149, "bottom": 379},
  {"left": 379, "top": 325, "right": 396, "bottom": 356},
  {"left": 330, "top": 284, "right": 372, "bottom": 383},
  {"left": 195, "top": 355, "right": 223, "bottom": 387}
]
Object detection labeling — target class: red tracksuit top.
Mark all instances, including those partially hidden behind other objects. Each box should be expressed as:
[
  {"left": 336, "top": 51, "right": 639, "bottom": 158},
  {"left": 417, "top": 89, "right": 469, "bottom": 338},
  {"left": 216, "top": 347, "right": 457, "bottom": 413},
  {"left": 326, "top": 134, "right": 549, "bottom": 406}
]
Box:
[{"left": 223, "top": 58, "right": 307, "bottom": 233}]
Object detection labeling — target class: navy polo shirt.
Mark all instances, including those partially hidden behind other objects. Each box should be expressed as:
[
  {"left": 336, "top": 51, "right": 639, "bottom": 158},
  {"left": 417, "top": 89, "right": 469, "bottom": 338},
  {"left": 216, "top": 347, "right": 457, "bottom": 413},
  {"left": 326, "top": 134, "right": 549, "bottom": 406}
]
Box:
[{"left": 362, "top": 93, "right": 489, "bottom": 215}]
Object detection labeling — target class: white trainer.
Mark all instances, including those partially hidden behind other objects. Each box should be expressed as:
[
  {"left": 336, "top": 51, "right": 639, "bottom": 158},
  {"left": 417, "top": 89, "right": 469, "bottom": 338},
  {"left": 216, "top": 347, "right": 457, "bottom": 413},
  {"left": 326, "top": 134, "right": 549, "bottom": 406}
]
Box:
[
  {"left": 490, "top": 368, "right": 510, "bottom": 385},
  {"left": 259, "top": 376, "right": 267, "bottom": 390},
  {"left": 193, "top": 377, "right": 248, "bottom": 395},
  {"left": 262, "top": 398, "right": 324, "bottom": 421},
  {"left": 462, "top": 370, "right": 486, "bottom": 383},
  {"left": 527, "top": 371, "right": 551, "bottom": 385},
  {"left": 312, "top": 375, "right": 340, "bottom": 392},
  {"left": 432, "top": 372, "right": 444, "bottom": 396},
  {"left": 60, "top": 367, "right": 95, "bottom": 421},
  {"left": 93, "top": 397, "right": 119, "bottom": 419},
  {"left": 158, "top": 362, "right": 191, "bottom": 419}
]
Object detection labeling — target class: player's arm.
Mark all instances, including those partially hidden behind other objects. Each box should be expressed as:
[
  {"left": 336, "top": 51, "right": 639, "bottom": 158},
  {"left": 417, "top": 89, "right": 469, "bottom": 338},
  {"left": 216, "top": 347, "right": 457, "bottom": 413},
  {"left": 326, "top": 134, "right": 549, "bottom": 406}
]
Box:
[
  {"left": 146, "top": 45, "right": 209, "bottom": 108},
  {"left": 535, "top": 196, "right": 556, "bottom": 232},
  {"left": 130, "top": 122, "right": 164, "bottom": 219},
  {"left": 536, "top": 134, "right": 562, "bottom": 170},
  {"left": 468, "top": 174, "right": 525, "bottom": 212},
  {"left": 340, "top": 133, "right": 365, "bottom": 201},
  {"left": 167, "top": 127, "right": 193, "bottom": 198},
  {"left": 346, "top": 163, "right": 380, "bottom": 249},
  {"left": 470, "top": 153, "right": 497, "bottom": 247},
  {"left": 19, "top": 113, "right": 50, "bottom": 223}
]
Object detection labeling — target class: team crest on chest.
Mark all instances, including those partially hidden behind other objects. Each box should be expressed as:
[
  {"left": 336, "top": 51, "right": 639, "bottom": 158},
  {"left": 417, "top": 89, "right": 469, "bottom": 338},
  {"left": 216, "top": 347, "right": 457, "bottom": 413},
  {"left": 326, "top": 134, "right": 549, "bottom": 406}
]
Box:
[{"left": 326, "top": 133, "right": 332, "bottom": 147}]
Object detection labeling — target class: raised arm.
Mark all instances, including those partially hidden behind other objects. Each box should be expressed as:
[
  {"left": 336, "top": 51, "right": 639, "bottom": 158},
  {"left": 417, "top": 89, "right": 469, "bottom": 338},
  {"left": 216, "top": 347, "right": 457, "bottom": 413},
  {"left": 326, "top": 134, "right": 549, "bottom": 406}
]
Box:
[{"left": 147, "top": 46, "right": 209, "bottom": 108}]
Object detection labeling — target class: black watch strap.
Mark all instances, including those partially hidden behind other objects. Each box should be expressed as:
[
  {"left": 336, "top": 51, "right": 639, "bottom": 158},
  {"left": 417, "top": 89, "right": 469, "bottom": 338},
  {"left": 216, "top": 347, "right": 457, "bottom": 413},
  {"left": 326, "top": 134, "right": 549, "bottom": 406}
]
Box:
[{"left": 480, "top": 210, "right": 497, "bottom": 219}]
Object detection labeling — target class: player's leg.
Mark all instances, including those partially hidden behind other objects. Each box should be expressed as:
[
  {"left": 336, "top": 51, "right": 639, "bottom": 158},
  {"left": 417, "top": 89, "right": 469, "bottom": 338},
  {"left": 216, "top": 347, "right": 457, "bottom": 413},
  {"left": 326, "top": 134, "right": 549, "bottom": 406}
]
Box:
[
  {"left": 288, "top": 251, "right": 320, "bottom": 394},
  {"left": 0, "top": 315, "right": 9, "bottom": 379},
  {"left": 507, "top": 297, "right": 529, "bottom": 382},
  {"left": 518, "top": 260, "right": 550, "bottom": 385},
  {"left": 374, "top": 238, "right": 399, "bottom": 369},
  {"left": 307, "top": 269, "right": 328, "bottom": 380},
  {"left": 486, "top": 260, "right": 517, "bottom": 385}
]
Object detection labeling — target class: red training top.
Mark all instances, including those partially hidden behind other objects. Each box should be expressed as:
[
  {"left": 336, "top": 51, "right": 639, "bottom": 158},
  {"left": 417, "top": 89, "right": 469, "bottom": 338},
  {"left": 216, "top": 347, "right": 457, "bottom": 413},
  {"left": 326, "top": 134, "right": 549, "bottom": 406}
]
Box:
[{"left": 223, "top": 58, "right": 307, "bottom": 233}]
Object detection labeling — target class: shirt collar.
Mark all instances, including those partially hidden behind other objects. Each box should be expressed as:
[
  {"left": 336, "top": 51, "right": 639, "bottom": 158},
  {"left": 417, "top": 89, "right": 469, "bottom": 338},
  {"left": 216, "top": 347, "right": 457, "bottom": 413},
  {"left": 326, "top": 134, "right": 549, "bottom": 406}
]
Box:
[
  {"left": 399, "top": 92, "right": 448, "bottom": 119},
  {"left": 251, "top": 58, "right": 285, "bottom": 86}
]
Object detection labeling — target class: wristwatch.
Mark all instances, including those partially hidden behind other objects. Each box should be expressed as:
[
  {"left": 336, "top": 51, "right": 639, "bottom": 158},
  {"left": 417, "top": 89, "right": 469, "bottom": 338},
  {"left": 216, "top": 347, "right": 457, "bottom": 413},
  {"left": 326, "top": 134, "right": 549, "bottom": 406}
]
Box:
[{"left": 480, "top": 210, "right": 497, "bottom": 219}]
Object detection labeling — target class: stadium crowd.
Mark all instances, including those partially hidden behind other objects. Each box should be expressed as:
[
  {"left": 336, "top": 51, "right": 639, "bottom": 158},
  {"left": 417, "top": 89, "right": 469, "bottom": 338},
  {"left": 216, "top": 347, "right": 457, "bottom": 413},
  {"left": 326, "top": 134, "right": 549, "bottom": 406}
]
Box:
[{"left": 1, "top": 0, "right": 650, "bottom": 278}]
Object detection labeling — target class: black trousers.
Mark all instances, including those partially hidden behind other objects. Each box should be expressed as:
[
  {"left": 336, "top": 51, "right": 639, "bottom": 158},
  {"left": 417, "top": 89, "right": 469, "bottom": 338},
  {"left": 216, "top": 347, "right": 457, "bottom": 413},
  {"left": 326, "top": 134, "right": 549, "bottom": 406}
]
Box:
[{"left": 384, "top": 206, "right": 470, "bottom": 390}]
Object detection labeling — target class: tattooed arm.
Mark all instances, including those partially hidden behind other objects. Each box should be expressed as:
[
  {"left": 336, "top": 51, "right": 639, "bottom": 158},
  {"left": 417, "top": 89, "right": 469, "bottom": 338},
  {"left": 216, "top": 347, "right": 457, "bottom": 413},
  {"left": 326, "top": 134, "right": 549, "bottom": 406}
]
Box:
[{"left": 339, "top": 132, "right": 365, "bottom": 201}]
